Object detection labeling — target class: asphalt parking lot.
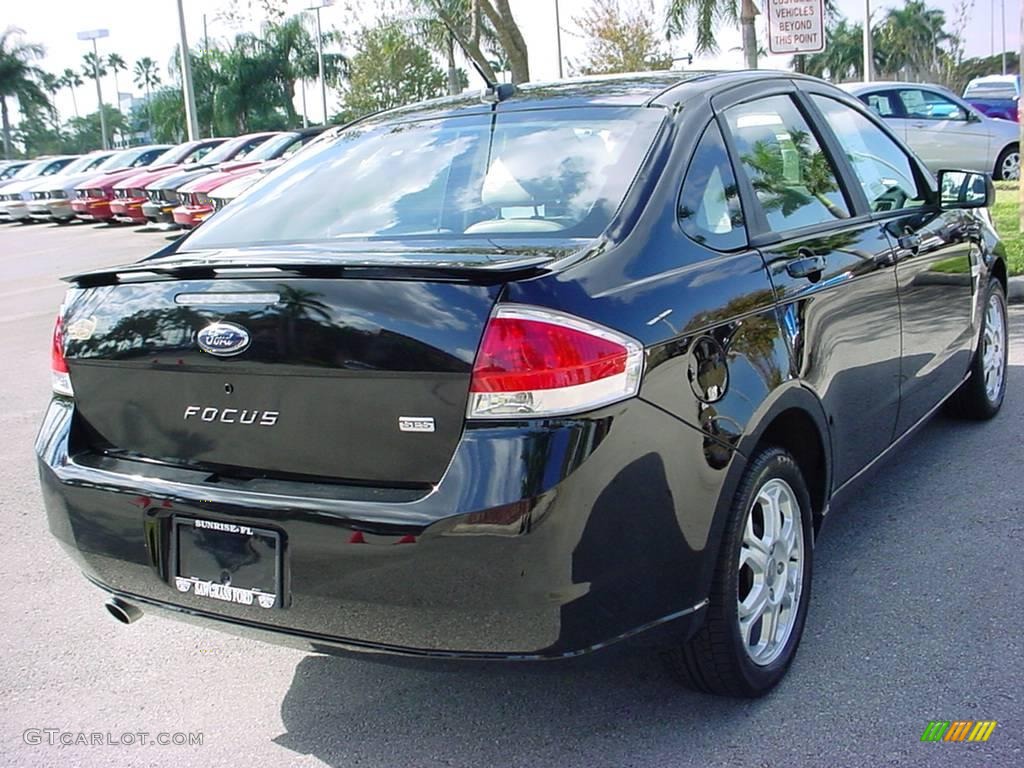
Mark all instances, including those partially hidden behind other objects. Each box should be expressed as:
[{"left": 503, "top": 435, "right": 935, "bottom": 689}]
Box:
[{"left": 0, "top": 219, "right": 1021, "bottom": 768}]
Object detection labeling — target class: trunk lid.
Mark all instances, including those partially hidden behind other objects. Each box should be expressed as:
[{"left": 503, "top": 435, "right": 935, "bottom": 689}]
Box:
[{"left": 61, "top": 248, "right": 560, "bottom": 485}]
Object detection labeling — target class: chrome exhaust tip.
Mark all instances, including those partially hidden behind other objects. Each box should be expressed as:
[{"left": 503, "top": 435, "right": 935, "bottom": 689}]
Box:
[{"left": 105, "top": 598, "right": 143, "bottom": 625}]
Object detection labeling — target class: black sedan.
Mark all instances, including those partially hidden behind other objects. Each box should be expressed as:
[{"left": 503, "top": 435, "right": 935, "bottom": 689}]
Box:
[{"left": 38, "top": 71, "right": 1007, "bottom": 697}]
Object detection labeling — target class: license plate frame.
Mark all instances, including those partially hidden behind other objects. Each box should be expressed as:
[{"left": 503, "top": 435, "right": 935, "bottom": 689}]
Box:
[{"left": 171, "top": 517, "right": 281, "bottom": 610}]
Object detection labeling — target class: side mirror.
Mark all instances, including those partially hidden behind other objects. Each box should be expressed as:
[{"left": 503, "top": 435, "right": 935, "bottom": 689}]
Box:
[{"left": 938, "top": 169, "right": 994, "bottom": 209}]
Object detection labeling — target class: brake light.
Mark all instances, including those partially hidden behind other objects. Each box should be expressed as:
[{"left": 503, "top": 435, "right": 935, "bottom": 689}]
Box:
[
  {"left": 51, "top": 314, "right": 73, "bottom": 397},
  {"left": 467, "top": 305, "right": 643, "bottom": 419}
]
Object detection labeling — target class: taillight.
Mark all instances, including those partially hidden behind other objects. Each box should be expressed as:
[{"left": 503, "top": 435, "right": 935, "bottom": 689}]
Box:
[
  {"left": 51, "top": 314, "right": 73, "bottom": 397},
  {"left": 467, "top": 305, "right": 643, "bottom": 419}
]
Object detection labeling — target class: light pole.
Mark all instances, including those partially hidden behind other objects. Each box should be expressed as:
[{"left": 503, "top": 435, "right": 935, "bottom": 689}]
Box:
[
  {"left": 862, "top": 0, "right": 873, "bottom": 82},
  {"left": 306, "top": 0, "right": 334, "bottom": 125},
  {"left": 176, "top": 0, "right": 200, "bottom": 140},
  {"left": 77, "top": 29, "right": 110, "bottom": 149},
  {"left": 1000, "top": 0, "right": 1006, "bottom": 74},
  {"left": 554, "top": 0, "right": 563, "bottom": 79}
]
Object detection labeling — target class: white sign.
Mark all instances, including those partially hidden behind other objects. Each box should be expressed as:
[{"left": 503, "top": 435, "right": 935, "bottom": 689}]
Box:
[{"left": 766, "top": 0, "right": 825, "bottom": 55}]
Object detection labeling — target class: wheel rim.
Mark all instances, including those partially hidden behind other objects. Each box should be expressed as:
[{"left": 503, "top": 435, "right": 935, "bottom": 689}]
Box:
[
  {"left": 738, "top": 477, "right": 804, "bottom": 667},
  {"left": 983, "top": 292, "right": 1006, "bottom": 402},
  {"left": 1001, "top": 151, "right": 1021, "bottom": 181}
]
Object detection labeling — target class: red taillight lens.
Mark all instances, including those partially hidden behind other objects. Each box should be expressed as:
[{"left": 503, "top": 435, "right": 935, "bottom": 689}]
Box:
[
  {"left": 51, "top": 314, "right": 73, "bottom": 396},
  {"left": 467, "top": 305, "right": 643, "bottom": 419}
]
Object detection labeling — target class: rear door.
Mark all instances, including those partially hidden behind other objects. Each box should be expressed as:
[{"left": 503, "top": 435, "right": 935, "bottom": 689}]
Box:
[
  {"left": 805, "top": 89, "right": 977, "bottom": 436},
  {"left": 857, "top": 88, "right": 909, "bottom": 144},
  {"left": 715, "top": 82, "right": 903, "bottom": 486}
]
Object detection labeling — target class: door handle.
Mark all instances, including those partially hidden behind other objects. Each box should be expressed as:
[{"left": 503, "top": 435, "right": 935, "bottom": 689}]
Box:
[{"left": 786, "top": 251, "right": 825, "bottom": 280}]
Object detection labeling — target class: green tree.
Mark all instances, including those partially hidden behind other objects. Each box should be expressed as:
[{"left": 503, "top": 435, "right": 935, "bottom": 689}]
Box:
[
  {"left": 802, "top": 19, "right": 870, "bottom": 81},
  {"left": 107, "top": 52, "right": 127, "bottom": 107},
  {"left": 340, "top": 21, "right": 446, "bottom": 120},
  {"left": 571, "top": 0, "right": 673, "bottom": 75},
  {"left": 146, "top": 86, "right": 186, "bottom": 143},
  {"left": 65, "top": 104, "right": 126, "bottom": 153},
  {"left": 876, "top": 1, "right": 948, "bottom": 81},
  {"left": 667, "top": 0, "right": 761, "bottom": 69},
  {"left": 59, "top": 67, "right": 82, "bottom": 118},
  {"left": 0, "top": 26, "right": 49, "bottom": 159},
  {"left": 133, "top": 56, "right": 161, "bottom": 132},
  {"left": 419, "top": 0, "right": 529, "bottom": 84},
  {"left": 411, "top": 0, "right": 476, "bottom": 95}
]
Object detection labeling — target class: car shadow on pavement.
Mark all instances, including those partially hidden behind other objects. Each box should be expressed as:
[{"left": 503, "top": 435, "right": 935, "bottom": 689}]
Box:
[{"left": 273, "top": 363, "right": 1024, "bottom": 768}]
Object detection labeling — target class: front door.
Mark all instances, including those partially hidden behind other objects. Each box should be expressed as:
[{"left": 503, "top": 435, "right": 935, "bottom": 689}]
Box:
[{"left": 805, "top": 91, "right": 977, "bottom": 436}]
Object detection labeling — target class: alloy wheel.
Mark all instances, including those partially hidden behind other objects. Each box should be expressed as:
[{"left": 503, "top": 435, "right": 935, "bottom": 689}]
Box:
[
  {"left": 737, "top": 477, "right": 805, "bottom": 666},
  {"left": 983, "top": 292, "right": 1006, "bottom": 403},
  {"left": 1001, "top": 150, "right": 1021, "bottom": 181}
]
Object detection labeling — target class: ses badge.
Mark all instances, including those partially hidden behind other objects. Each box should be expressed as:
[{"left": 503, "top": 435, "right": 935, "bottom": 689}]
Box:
[{"left": 197, "top": 322, "right": 251, "bottom": 356}]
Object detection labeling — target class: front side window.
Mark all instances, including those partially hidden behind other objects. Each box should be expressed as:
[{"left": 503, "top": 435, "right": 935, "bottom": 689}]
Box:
[
  {"left": 678, "top": 121, "right": 746, "bottom": 250},
  {"left": 186, "top": 108, "right": 664, "bottom": 248},
  {"left": 812, "top": 96, "right": 926, "bottom": 213},
  {"left": 724, "top": 95, "right": 849, "bottom": 234},
  {"left": 898, "top": 89, "right": 967, "bottom": 121}
]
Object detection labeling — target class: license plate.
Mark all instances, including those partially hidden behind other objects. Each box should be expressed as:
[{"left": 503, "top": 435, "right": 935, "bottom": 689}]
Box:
[{"left": 173, "top": 518, "right": 281, "bottom": 609}]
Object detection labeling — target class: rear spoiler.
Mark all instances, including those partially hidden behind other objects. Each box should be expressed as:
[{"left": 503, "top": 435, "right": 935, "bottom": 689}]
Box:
[{"left": 66, "top": 253, "right": 557, "bottom": 288}]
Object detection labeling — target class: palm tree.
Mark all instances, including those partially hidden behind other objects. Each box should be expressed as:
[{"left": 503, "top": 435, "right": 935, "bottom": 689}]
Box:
[
  {"left": 133, "top": 56, "right": 161, "bottom": 131},
  {"left": 877, "top": 1, "right": 948, "bottom": 81},
  {"left": 412, "top": 0, "right": 472, "bottom": 95},
  {"left": 82, "top": 51, "right": 107, "bottom": 97},
  {"left": 59, "top": 68, "right": 82, "bottom": 118},
  {"left": 107, "top": 52, "right": 127, "bottom": 109},
  {"left": 802, "top": 19, "right": 868, "bottom": 82},
  {"left": 39, "top": 71, "right": 61, "bottom": 130},
  {"left": 0, "top": 26, "right": 49, "bottom": 159},
  {"left": 667, "top": 0, "right": 761, "bottom": 69}
]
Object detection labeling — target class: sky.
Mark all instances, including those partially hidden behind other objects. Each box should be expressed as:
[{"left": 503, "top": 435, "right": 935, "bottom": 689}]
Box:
[{"left": 4, "top": 0, "right": 1020, "bottom": 127}]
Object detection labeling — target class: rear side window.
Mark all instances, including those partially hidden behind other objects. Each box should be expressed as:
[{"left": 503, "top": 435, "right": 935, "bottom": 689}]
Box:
[
  {"left": 724, "top": 95, "right": 849, "bottom": 234},
  {"left": 678, "top": 122, "right": 746, "bottom": 251},
  {"left": 860, "top": 91, "right": 900, "bottom": 117},
  {"left": 811, "top": 96, "right": 926, "bottom": 213}
]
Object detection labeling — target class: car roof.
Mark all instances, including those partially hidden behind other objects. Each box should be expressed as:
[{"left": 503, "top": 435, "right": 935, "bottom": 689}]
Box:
[
  {"left": 839, "top": 81, "right": 957, "bottom": 93},
  {"left": 355, "top": 70, "right": 833, "bottom": 126},
  {"left": 967, "top": 74, "right": 1019, "bottom": 85}
]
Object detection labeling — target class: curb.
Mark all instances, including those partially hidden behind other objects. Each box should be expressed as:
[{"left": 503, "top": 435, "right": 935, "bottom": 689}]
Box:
[{"left": 1009, "top": 276, "right": 1024, "bottom": 304}]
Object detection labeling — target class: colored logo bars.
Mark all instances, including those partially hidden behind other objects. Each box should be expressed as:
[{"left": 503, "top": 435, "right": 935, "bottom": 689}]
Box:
[{"left": 921, "top": 721, "right": 998, "bottom": 742}]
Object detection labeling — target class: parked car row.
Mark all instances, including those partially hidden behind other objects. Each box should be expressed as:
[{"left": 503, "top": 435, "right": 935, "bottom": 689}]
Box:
[
  {"left": 842, "top": 80, "right": 1020, "bottom": 181},
  {"left": 0, "top": 126, "right": 328, "bottom": 231}
]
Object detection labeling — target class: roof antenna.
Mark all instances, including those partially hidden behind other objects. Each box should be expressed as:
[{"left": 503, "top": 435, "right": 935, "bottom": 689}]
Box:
[{"left": 469, "top": 58, "right": 515, "bottom": 104}]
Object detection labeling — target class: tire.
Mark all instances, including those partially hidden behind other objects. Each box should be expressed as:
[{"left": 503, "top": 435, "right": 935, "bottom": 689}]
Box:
[
  {"left": 995, "top": 144, "right": 1020, "bottom": 181},
  {"left": 663, "top": 447, "right": 814, "bottom": 697},
  {"left": 949, "top": 277, "right": 1008, "bottom": 419}
]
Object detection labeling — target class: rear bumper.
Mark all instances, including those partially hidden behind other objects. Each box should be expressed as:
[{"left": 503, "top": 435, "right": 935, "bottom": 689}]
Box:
[{"left": 36, "top": 396, "right": 736, "bottom": 660}]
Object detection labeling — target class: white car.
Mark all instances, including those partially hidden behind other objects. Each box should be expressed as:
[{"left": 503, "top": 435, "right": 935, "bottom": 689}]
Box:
[
  {"left": 0, "top": 156, "right": 78, "bottom": 221},
  {"left": 841, "top": 81, "right": 1020, "bottom": 180},
  {"left": 25, "top": 151, "right": 115, "bottom": 222}
]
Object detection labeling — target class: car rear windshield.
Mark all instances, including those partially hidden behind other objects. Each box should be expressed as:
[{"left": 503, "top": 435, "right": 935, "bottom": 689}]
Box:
[
  {"left": 185, "top": 108, "right": 664, "bottom": 249},
  {"left": 965, "top": 81, "right": 1019, "bottom": 100}
]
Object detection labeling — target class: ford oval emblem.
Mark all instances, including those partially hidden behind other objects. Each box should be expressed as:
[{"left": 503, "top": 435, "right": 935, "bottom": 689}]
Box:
[{"left": 197, "top": 322, "right": 251, "bottom": 357}]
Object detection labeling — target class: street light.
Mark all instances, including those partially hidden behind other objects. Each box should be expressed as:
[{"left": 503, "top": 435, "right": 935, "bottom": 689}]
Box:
[
  {"left": 554, "top": 0, "right": 563, "bottom": 79},
  {"left": 306, "top": 0, "right": 334, "bottom": 125},
  {"left": 77, "top": 29, "right": 110, "bottom": 149},
  {"left": 175, "top": 0, "right": 200, "bottom": 141},
  {"left": 862, "top": 0, "right": 873, "bottom": 82}
]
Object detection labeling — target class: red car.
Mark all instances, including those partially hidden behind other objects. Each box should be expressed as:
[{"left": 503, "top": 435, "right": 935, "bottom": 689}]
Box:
[
  {"left": 110, "top": 139, "right": 227, "bottom": 224},
  {"left": 70, "top": 145, "right": 172, "bottom": 222},
  {"left": 171, "top": 128, "right": 326, "bottom": 228}
]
